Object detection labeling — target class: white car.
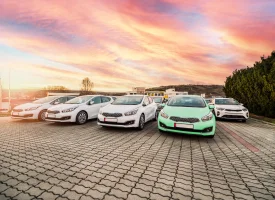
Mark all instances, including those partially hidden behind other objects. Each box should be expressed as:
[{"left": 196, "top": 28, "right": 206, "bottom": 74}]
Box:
[
  {"left": 213, "top": 98, "right": 249, "bottom": 122},
  {"left": 46, "top": 95, "right": 113, "bottom": 124},
  {"left": 97, "top": 95, "right": 158, "bottom": 129},
  {"left": 11, "top": 96, "right": 75, "bottom": 121}
]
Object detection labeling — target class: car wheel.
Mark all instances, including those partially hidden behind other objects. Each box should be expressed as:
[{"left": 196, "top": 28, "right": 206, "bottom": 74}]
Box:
[
  {"left": 76, "top": 111, "right": 88, "bottom": 125},
  {"left": 138, "top": 114, "right": 145, "bottom": 130},
  {"left": 38, "top": 110, "right": 47, "bottom": 121}
]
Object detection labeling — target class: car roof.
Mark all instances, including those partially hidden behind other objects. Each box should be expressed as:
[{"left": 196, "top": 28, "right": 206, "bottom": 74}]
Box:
[
  {"left": 125, "top": 95, "right": 145, "bottom": 97},
  {"left": 172, "top": 95, "right": 202, "bottom": 98}
]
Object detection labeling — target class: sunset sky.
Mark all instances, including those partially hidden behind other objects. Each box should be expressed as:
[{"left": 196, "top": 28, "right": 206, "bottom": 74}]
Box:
[{"left": 0, "top": 0, "right": 274, "bottom": 92}]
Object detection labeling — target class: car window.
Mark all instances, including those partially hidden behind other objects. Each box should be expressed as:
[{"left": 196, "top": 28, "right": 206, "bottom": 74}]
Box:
[
  {"left": 52, "top": 97, "right": 66, "bottom": 104},
  {"left": 92, "top": 96, "right": 102, "bottom": 104},
  {"left": 143, "top": 97, "right": 149, "bottom": 106},
  {"left": 101, "top": 97, "right": 111, "bottom": 103},
  {"left": 67, "top": 96, "right": 75, "bottom": 101}
]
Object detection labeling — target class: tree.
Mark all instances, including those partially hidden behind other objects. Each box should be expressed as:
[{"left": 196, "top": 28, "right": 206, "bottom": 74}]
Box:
[
  {"left": 81, "top": 77, "right": 94, "bottom": 95},
  {"left": 224, "top": 51, "right": 275, "bottom": 118}
]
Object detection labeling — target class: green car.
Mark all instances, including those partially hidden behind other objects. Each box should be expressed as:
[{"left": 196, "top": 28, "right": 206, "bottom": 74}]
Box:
[{"left": 158, "top": 95, "right": 216, "bottom": 138}]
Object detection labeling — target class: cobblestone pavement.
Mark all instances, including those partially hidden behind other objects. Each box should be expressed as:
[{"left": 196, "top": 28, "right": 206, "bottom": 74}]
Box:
[{"left": 0, "top": 117, "right": 275, "bottom": 200}]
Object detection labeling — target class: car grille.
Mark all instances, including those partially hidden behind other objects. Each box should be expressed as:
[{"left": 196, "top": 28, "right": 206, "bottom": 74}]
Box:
[
  {"left": 102, "top": 113, "right": 123, "bottom": 117},
  {"left": 47, "top": 110, "right": 60, "bottom": 114},
  {"left": 170, "top": 116, "right": 200, "bottom": 123},
  {"left": 13, "top": 109, "right": 23, "bottom": 112},
  {"left": 225, "top": 109, "right": 242, "bottom": 112},
  {"left": 223, "top": 115, "right": 245, "bottom": 119}
]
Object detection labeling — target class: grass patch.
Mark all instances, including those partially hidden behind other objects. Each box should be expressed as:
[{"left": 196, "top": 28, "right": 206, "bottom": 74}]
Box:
[{"left": 250, "top": 113, "right": 275, "bottom": 124}]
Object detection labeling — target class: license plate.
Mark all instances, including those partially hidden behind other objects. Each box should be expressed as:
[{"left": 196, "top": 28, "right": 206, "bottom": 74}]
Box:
[
  {"left": 175, "top": 123, "right": 194, "bottom": 129},
  {"left": 104, "top": 118, "right": 117, "bottom": 122},
  {"left": 13, "top": 112, "right": 19, "bottom": 116},
  {"left": 48, "top": 114, "right": 56, "bottom": 118}
]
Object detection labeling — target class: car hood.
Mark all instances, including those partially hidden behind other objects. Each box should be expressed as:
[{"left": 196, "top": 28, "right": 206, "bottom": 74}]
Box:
[
  {"left": 48, "top": 103, "right": 81, "bottom": 111},
  {"left": 215, "top": 104, "right": 245, "bottom": 110},
  {"left": 14, "top": 103, "right": 43, "bottom": 110},
  {"left": 101, "top": 104, "right": 141, "bottom": 113},
  {"left": 163, "top": 106, "right": 210, "bottom": 118}
]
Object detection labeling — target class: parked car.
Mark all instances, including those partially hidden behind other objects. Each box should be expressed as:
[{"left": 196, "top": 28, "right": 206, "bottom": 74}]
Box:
[
  {"left": 213, "top": 98, "right": 249, "bottom": 122},
  {"left": 11, "top": 96, "right": 75, "bottom": 121},
  {"left": 45, "top": 95, "right": 113, "bottom": 124},
  {"left": 204, "top": 98, "right": 212, "bottom": 104},
  {"left": 158, "top": 95, "right": 216, "bottom": 137},
  {"left": 98, "top": 95, "right": 157, "bottom": 129},
  {"left": 151, "top": 96, "right": 165, "bottom": 120}
]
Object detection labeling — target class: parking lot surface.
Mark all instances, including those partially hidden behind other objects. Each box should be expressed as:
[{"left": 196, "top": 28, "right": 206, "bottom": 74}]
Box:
[{"left": 0, "top": 117, "right": 275, "bottom": 200}]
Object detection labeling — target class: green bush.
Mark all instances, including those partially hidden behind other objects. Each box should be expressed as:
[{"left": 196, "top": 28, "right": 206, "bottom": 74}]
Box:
[{"left": 224, "top": 51, "right": 275, "bottom": 118}]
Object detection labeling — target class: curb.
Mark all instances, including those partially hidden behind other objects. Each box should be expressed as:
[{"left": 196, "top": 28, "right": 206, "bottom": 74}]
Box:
[{"left": 250, "top": 117, "right": 275, "bottom": 126}]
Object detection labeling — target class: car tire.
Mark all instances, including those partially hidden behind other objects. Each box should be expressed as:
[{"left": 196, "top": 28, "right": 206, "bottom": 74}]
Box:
[
  {"left": 76, "top": 111, "right": 88, "bottom": 125},
  {"left": 138, "top": 114, "right": 145, "bottom": 130},
  {"left": 38, "top": 110, "right": 47, "bottom": 121}
]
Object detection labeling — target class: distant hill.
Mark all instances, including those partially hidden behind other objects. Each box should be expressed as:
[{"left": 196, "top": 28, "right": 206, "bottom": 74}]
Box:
[{"left": 146, "top": 85, "right": 225, "bottom": 98}]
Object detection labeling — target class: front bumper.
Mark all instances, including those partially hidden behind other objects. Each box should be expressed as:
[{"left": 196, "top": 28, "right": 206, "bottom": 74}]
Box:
[
  {"left": 97, "top": 114, "right": 139, "bottom": 128},
  {"left": 45, "top": 112, "right": 74, "bottom": 122},
  {"left": 11, "top": 110, "right": 39, "bottom": 120},
  {"left": 158, "top": 116, "right": 216, "bottom": 136},
  {"left": 215, "top": 110, "right": 249, "bottom": 120}
]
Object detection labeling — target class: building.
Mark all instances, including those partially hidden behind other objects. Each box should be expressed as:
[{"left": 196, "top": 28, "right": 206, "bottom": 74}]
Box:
[
  {"left": 126, "top": 87, "right": 145, "bottom": 95},
  {"left": 164, "top": 88, "right": 188, "bottom": 98},
  {"left": 145, "top": 91, "right": 165, "bottom": 96}
]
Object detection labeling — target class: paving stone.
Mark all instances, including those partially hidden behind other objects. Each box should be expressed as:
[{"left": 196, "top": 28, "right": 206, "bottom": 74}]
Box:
[
  {"left": 71, "top": 185, "right": 89, "bottom": 194},
  {"left": 93, "top": 184, "right": 111, "bottom": 193},
  {"left": 150, "top": 193, "right": 170, "bottom": 200},
  {"left": 86, "top": 189, "right": 105, "bottom": 199},
  {"left": 114, "top": 183, "right": 132, "bottom": 193},
  {"left": 128, "top": 194, "right": 147, "bottom": 200},
  {"left": 63, "top": 190, "right": 82, "bottom": 200},
  {"left": 38, "top": 191, "right": 59, "bottom": 199},
  {"left": 110, "top": 188, "right": 128, "bottom": 199},
  {"left": 59, "top": 181, "right": 74, "bottom": 189},
  {"left": 132, "top": 188, "right": 150, "bottom": 198},
  {"left": 49, "top": 185, "right": 67, "bottom": 195},
  {"left": 172, "top": 192, "right": 192, "bottom": 200},
  {"left": 13, "top": 192, "right": 34, "bottom": 200},
  {"left": 26, "top": 187, "right": 44, "bottom": 197},
  {"left": 3, "top": 188, "right": 21, "bottom": 198}
]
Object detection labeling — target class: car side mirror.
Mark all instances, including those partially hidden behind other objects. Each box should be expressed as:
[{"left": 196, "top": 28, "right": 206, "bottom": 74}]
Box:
[
  {"left": 142, "top": 103, "right": 146, "bottom": 107},
  {"left": 89, "top": 101, "right": 94, "bottom": 105},
  {"left": 209, "top": 105, "right": 215, "bottom": 109},
  {"left": 239, "top": 103, "right": 243, "bottom": 106}
]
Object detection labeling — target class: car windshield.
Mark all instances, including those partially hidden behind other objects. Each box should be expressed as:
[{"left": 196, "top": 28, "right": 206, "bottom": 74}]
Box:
[
  {"left": 33, "top": 96, "right": 58, "bottom": 104},
  {"left": 152, "top": 97, "right": 162, "bottom": 103},
  {"left": 65, "top": 96, "right": 93, "bottom": 104},
  {"left": 112, "top": 96, "right": 143, "bottom": 105},
  {"left": 167, "top": 96, "right": 206, "bottom": 108},
  {"left": 215, "top": 98, "right": 239, "bottom": 105}
]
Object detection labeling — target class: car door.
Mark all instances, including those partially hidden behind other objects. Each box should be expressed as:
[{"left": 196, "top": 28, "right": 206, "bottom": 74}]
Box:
[
  {"left": 147, "top": 97, "right": 156, "bottom": 120},
  {"left": 87, "top": 96, "right": 102, "bottom": 119},
  {"left": 142, "top": 97, "right": 151, "bottom": 122}
]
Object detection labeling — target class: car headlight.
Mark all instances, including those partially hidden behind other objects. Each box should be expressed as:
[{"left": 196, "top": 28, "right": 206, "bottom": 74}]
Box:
[
  {"left": 124, "top": 108, "right": 139, "bottom": 116},
  {"left": 25, "top": 106, "right": 41, "bottom": 111},
  {"left": 201, "top": 112, "right": 213, "bottom": 122},
  {"left": 62, "top": 107, "right": 78, "bottom": 113},
  {"left": 242, "top": 108, "right": 248, "bottom": 112},
  {"left": 216, "top": 108, "right": 225, "bottom": 111},
  {"left": 160, "top": 111, "right": 169, "bottom": 119}
]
